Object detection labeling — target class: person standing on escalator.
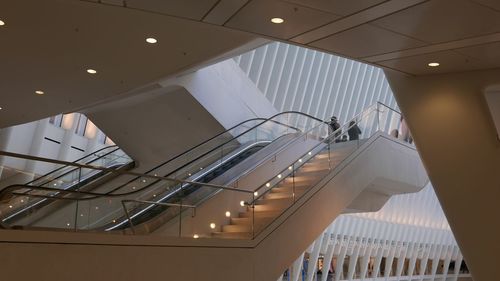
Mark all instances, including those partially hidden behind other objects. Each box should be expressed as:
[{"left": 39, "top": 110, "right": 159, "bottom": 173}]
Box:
[
  {"left": 347, "top": 120, "right": 362, "bottom": 141},
  {"left": 328, "top": 116, "right": 341, "bottom": 142}
]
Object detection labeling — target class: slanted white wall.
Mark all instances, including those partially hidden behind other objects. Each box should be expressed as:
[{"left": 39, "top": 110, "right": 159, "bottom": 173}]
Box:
[{"left": 159, "top": 59, "right": 278, "bottom": 129}]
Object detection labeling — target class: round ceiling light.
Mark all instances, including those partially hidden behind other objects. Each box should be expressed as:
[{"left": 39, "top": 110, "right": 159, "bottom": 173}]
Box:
[
  {"left": 0, "top": 20, "right": 5, "bottom": 26},
  {"left": 87, "top": 69, "right": 97, "bottom": 74},
  {"left": 146, "top": 37, "right": 158, "bottom": 44},
  {"left": 271, "top": 17, "right": 284, "bottom": 24},
  {"left": 35, "top": 90, "right": 45, "bottom": 95},
  {"left": 428, "top": 62, "right": 440, "bottom": 67}
]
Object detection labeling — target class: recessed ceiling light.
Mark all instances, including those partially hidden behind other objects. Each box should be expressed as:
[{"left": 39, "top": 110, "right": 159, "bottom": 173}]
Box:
[
  {"left": 428, "top": 62, "right": 440, "bottom": 67},
  {"left": 0, "top": 20, "right": 5, "bottom": 26},
  {"left": 35, "top": 90, "right": 44, "bottom": 95},
  {"left": 0, "top": 106, "right": 3, "bottom": 110},
  {"left": 87, "top": 69, "right": 97, "bottom": 74},
  {"left": 271, "top": 17, "right": 284, "bottom": 24},
  {"left": 146, "top": 37, "right": 158, "bottom": 44},
  {"left": 210, "top": 223, "right": 216, "bottom": 229},
  {"left": 225, "top": 211, "right": 231, "bottom": 217}
]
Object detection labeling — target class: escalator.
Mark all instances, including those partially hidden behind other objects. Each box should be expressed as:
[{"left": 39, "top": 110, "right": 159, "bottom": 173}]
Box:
[
  {"left": 0, "top": 111, "right": 325, "bottom": 232},
  {"left": 0, "top": 145, "right": 134, "bottom": 225}
]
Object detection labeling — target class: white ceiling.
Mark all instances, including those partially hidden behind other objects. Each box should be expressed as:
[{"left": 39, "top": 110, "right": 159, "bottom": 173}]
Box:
[
  {"left": 0, "top": 0, "right": 264, "bottom": 128},
  {"left": 2, "top": 0, "right": 500, "bottom": 127},
  {"left": 73, "top": 0, "right": 500, "bottom": 75}
]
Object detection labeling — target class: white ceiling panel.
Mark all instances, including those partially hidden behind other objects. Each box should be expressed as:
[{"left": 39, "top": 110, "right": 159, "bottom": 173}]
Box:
[
  {"left": 377, "top": 51, "right": 486, "bottom": 75},
  {"left": 373, "top": 0, "right": 500, "bottom": 44},
  {"left": 291, "top": 0, "right": 427, "bottom": 44},
  {"left": 455, "top": 41, "right": 500, "bottom": 68},
  {"left": 125, "top": 0, "right": 219, "bottom": 21},
  {"left": 282, "top": 0, "right": 386, "bottom": 16},
  {"left": 203, "top": 0, "right": 249, "bottom": 25},
  {"left": 310, "top": 24, "right": 427, "bottom": 59},
  {"left": 225, "top": 0, "right": 339, "bottom": 39}
]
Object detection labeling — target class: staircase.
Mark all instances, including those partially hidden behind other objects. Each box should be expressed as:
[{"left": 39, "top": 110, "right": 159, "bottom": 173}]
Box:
[{"left": 212, "top": 144, "right": 354, "bottom": 239}]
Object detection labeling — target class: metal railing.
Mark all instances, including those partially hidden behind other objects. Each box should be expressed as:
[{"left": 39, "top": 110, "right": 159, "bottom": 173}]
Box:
[{"left": 0, "top": 103, "right": 410, "bottom": 239}]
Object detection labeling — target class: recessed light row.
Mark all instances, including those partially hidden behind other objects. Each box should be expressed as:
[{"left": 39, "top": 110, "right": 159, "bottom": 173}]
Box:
[{"left": 34, "top": 67, "right": 96, "bottom": 96}]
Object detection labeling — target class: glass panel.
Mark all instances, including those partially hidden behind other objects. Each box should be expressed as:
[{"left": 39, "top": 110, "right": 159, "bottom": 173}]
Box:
[{"left": 0, "top": 104, "right": 406, "bottom": 241}]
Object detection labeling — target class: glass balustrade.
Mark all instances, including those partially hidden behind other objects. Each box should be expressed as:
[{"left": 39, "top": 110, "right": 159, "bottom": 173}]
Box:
[{"left": 0, "top": 103, "right": 411, "bottom": 239}]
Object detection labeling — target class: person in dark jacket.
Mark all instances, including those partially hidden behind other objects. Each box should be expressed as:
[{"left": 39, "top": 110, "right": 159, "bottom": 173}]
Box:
[
  {"left": 328, "top": 116, "right": 341, "bottom": 142},
  {"left": 347, "top": 120, "right": 362, "bottom": 140}
]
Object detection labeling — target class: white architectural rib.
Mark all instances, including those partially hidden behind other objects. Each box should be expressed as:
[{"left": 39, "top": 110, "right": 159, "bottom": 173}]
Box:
[{"left": 233, "top": 42, "right": 399, "bottom": 125}]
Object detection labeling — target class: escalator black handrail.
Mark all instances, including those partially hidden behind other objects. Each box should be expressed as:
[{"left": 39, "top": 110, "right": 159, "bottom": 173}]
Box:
[
  {"left": 104, "top": 111, "right": 326, "bottom": 196},
  {"left": 23, "top": 145, "right": 120, "bottom": 186},
  {"left": 2, "top": 178, "right": 253, "bottom": 202},
  {"left": 142, "top": 111, "right": 322, "bottom": 177},
  {"left": 145, "top": 110, "right": 321, "bottom": 175},
  {"left": 17, "top": 146, "right": 129, "bottom": 196},
  {"left": 0, "top": 151, "right": 254, "bottom": 200},
  {"left": 33, "top": 147, "right": 127, "bottom": 188}
]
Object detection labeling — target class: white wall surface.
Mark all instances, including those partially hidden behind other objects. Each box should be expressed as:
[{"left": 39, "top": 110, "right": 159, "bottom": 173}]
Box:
[{"left": 159, "top": 59, "right": 277, "bottom": 129}]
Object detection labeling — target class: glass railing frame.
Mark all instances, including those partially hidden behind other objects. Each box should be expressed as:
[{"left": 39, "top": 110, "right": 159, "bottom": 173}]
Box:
[
  {"left": 24, "top": 145, "right": 122, "bottom": 187},
  {"left": 240, "top": 102, "right": 407, "bottom": 238},
  {"left": 0, "top": 151, "right": 255, "bottom": 231},
  {"left": 102, "top": 111, "right": 325, "bottom": 198},
  {"left": 0, "top": 103, "right": 405, "bottom": 238}
]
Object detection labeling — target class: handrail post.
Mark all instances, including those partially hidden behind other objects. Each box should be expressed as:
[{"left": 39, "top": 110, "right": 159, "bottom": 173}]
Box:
[
  {"left": 328, "top": 141, "right": 332, "bottom": 170},
  {"left": 292, "top": 163, "right": 296, "bottom": 203},
  {"left": 73, "top": 167, "right": 82, "bottom": 232},
  {"left": 121, "top": 201, "right": 136, "bottom": 235},
  {"left": 376, "top": 102, "right": 381, "bottom": 131},
  {"left": 178, "top": 199, "right": 183, "bottom": 237},
  {"left": 252, "top": 193, "right": 255, "bottom": 239}
]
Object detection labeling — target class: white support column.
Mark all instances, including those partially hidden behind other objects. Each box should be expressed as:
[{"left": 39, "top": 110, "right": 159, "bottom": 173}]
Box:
[
  {"left": 320, "top": 244, "right": 335, "bottom": 281},
  {"left": 451, "top": 254, "right": 463, "bottom": 281},
  {"left": 291, "top": 253, "right": 305, "bottom": 281},
  {"left": 441, "top": 245, "right": 454, "bottom": 281},
  {"left": 334, "top": 236, "right": 349, "bottom": 281},
  {"left": 346, "top": 237, "right": 362, "bottom": 280},
  {"left": 306, "top": 234, "right": 324, "bottom": 281},
  {"left": 395, "top": 241, "right": 409, "bottom": 278},
  {"left": 385, "top": 241, "right": 398, "bottom": 278},
  {"left": 407, "top": 242, "right": 420, "bottom": 279},
  {"left": 430, "top": 244, "right": 444, "bottom": 278}
]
